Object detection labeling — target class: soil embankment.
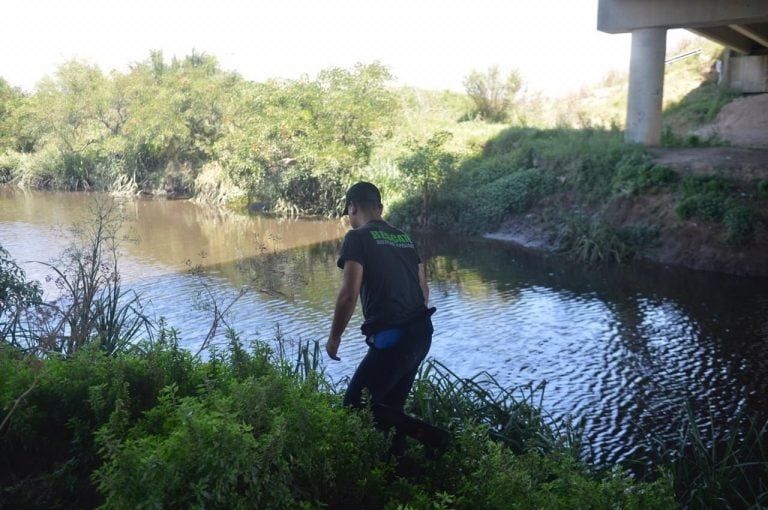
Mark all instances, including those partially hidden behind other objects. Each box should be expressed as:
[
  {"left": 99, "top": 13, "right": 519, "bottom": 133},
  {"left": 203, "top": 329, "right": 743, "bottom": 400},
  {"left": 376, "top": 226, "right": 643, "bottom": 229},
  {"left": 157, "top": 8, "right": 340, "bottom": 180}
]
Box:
[{"left": 488, "top": 95, "right": 768, "bottom": 277}]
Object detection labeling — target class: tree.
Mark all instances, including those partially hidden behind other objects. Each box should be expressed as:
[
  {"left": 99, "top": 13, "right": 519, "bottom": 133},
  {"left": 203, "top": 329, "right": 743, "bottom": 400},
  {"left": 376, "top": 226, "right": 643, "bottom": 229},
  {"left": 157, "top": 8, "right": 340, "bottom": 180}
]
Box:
[
  {"left": 215, "top": 62, "right": 398, "bottom": 214},
  {"left": 463, "top": 65, "right": 522, "bottom": 122},
  {"left": 0, "top": 78, "right": 25, "bottom": 152},
  {"left": 397, "top": 131, "right": 456, "bottom": 227}
]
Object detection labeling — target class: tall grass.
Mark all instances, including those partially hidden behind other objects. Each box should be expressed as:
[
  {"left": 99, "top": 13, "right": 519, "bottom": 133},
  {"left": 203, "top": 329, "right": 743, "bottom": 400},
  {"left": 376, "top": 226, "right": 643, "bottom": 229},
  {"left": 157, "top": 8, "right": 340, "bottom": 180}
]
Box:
[
  {"left": 639, "top": 404, "right": 768, "bottom": 509},
  {"left": 411, "top": 359, "right": 583, "bottom": 459}
]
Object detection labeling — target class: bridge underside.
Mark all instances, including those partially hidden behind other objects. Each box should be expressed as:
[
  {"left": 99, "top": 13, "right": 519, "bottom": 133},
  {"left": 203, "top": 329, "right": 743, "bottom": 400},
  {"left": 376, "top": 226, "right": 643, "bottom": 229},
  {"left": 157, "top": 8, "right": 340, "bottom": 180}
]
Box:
[{"left": 598, "top": 0, "right": 768, "bottom": 145}]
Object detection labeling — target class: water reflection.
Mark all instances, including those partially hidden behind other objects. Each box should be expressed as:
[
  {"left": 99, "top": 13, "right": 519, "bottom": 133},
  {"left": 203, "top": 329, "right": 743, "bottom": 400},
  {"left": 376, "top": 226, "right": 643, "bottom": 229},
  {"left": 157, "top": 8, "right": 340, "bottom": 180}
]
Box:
[{"left": 2, "top": 191, "right": 767, "bottom": 466}]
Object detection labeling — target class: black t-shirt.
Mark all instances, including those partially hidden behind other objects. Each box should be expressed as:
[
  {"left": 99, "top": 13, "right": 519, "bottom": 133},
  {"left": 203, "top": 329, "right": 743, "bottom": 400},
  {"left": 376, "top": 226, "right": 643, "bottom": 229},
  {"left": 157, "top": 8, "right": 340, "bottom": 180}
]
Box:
[{"left": 337, "top": 220, "right": 426, "bottom": 334}]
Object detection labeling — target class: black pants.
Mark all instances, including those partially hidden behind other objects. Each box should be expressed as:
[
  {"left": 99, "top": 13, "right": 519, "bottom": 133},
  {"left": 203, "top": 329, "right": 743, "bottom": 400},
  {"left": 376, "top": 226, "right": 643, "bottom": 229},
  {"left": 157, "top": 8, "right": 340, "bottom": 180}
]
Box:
[{"left": 343, "top": 316, "right": 433, "bottom": 418}]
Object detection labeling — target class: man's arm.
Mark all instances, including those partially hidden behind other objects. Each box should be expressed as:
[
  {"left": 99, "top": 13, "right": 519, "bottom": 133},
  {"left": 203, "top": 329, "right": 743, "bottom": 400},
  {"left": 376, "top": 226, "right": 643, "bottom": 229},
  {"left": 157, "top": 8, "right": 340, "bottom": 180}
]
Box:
[
  {"left": 418, "top": 263, "right": 429, "bottom": 306},
  {"left": 326, "top": 260, "right": 363, "bottom": 360}
]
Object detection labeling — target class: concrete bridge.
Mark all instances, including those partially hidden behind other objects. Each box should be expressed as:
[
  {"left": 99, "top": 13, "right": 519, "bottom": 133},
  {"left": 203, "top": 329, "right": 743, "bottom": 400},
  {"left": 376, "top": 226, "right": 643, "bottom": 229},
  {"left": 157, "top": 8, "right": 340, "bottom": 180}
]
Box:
[{"left": 598, "top": 0, "right": 768, "bottom": 145}]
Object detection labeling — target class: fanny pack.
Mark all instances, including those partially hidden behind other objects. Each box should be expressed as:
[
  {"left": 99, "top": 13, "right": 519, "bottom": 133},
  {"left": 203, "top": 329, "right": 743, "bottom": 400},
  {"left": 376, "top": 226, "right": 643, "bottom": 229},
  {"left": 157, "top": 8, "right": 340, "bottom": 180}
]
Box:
[
  {"left": 362, "top": 307, "right": 437, "bottom": 349},
  {"left": 366, "top": 327, "right": 404, "bottom": 349}
]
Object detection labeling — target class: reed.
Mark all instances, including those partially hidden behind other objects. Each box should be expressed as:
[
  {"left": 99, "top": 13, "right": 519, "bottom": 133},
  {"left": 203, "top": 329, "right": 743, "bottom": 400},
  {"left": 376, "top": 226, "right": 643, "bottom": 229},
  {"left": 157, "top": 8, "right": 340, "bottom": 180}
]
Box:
[
  {"left": 410, "top": 359, "right": 583, "bottom": 458},
  {"left": 639, "top": 403, "right": 768, "bottom": 509}
]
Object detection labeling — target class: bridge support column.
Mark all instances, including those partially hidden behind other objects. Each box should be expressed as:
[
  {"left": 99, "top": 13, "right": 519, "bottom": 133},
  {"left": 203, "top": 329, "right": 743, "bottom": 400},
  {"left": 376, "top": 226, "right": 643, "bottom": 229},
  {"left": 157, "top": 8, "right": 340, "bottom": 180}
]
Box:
[{"left": 626, "top": 27, "right": 667, "bottom": 145}]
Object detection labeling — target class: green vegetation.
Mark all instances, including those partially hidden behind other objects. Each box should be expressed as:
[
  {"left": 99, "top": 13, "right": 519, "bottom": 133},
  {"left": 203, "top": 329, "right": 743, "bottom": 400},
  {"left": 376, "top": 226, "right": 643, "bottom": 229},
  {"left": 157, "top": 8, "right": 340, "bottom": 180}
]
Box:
[
  {"left": 462, "top": 65, "right": 522, "bottom": 123},
  {"left": 2, "top": 201, "right": 767, "bottom": 509},
  {"left": 388, "top": 127, "right": 678, "bottom": 263},
  {"left": 663, "top": 84, "right": 739, "bottom": 144},
  {"left": 758, "top": 179, "right": 768, "bottom": 199},
  {"left": 0, "top": 223, "right": 675, "bottom": 508},
  {"left": 0, "top": 334, "right": 677, "bottom": 509},
  {"left": 675, "top": 175, "right": 757, "bottom": 245},
  {"left": 0, "top": 53, "right": 395, "bottom": 214},
  {"left": 643, "top": 404, "right": 768, "bottom": 509}
]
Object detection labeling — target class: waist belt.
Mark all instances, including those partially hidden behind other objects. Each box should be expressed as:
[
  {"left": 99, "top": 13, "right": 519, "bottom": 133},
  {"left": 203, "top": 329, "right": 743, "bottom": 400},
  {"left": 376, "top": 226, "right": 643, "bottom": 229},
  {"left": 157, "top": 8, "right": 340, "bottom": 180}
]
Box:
[
  {"left": 364, "top": 306, "right": 436, "bottom": 349},
  {"left": 366, "top": 327, "right": 404, "bottom": 349}
]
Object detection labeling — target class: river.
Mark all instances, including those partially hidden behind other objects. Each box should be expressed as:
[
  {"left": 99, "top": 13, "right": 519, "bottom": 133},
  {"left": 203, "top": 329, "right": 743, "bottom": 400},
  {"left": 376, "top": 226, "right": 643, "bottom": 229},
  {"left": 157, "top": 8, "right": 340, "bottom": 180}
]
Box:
[{"left": 2, "top": 190, "right": 768, "bottom": 466}]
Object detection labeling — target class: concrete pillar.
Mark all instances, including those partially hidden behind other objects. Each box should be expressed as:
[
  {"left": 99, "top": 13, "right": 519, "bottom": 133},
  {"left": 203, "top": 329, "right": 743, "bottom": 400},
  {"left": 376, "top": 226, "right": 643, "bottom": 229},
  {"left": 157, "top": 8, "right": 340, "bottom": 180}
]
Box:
[{"left": 626, "top": 28, "right": 667, "bottom": 145}]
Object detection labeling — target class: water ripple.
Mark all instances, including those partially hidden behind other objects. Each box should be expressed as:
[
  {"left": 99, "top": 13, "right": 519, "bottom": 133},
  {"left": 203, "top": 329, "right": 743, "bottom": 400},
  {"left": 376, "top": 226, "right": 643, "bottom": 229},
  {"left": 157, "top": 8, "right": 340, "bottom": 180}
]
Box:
[{"left": 3, "top": 193, "right": 768, "bottom": 466}]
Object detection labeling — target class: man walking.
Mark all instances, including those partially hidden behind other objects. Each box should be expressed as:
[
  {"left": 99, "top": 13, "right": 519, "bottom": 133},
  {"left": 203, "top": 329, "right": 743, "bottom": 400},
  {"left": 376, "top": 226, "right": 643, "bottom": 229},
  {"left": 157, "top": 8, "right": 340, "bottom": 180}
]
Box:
[{"left": 326, "top": 181, "right": 435, "bottom": 447}]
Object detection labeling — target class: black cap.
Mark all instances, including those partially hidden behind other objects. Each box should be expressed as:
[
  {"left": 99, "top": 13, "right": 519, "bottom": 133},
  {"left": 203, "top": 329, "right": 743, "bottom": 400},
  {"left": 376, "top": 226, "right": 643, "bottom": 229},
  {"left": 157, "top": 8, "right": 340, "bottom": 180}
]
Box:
[{"left": 342, "top": 181, "right": 381, "bottom": 215}]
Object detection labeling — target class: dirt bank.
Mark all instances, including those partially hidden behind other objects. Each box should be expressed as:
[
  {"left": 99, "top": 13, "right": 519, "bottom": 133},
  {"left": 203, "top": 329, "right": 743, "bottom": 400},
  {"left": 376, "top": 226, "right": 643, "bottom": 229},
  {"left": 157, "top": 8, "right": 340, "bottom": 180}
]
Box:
[
  {"left": 694, "top": 94, "right": 768, "bottom": 148},
  {"left": 488, "top": 147, "right": 768, "bottom": 277}
]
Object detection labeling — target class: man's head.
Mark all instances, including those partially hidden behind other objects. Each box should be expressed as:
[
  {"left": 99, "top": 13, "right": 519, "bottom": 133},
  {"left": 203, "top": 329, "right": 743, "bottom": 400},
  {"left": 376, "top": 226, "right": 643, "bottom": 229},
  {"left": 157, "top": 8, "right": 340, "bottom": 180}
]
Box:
[{"left": 343, "top": 181, "right": 383, "bottom": 228}]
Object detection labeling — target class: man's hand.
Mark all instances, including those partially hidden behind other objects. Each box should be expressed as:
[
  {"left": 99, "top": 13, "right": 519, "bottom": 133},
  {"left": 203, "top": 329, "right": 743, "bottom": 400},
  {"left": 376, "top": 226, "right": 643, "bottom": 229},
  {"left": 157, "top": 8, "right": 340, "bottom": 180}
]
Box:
[{"left": 326, "top": 336, "right": 341, "bottom": 361}]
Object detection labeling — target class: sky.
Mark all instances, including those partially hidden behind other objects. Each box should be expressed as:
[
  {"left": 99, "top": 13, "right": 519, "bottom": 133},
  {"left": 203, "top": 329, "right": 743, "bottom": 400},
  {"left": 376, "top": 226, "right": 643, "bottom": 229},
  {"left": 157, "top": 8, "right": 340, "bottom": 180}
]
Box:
[{"left": 1, "top": 0, "right": 692, "bottom": 96}]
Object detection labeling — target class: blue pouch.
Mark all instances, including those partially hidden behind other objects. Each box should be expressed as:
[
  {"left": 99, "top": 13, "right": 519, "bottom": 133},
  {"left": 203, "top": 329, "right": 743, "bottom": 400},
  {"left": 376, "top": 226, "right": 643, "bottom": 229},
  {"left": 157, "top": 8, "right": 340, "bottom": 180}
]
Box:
[{"left": 372, "top": 328, "right": 404, "bottom": 349}]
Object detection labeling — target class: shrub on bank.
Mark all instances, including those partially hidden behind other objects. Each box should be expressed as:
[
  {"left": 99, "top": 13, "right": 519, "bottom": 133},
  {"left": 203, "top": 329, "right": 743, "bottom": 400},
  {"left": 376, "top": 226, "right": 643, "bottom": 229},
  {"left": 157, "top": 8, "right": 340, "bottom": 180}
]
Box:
[
  {"left": 0, "top": 236, "right": 764, "bottom": 509},
  {"left": 388, "top": 127, "right": 675, "bottom": 239},
  {"left": 675, "top": 175, "right": 758, "bottom": 245},
  {"left": 1, "top": 333, "right": 678, "bottom": 509},
  {"left": 390, "top": 126, "right": 764, "bottom": 255}
]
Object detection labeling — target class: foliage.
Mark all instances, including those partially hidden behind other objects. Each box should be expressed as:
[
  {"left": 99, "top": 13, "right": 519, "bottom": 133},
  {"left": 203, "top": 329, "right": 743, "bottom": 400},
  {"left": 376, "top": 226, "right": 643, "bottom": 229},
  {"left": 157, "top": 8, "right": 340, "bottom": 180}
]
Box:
[
  {"left": 663, "top": 84, "right": 738, "bottom": 131},
  {"left": 660, "top": 126, "right": 726, "bottom": 148},
  {"left": 556, "top": 216, "right": 633, "bottom": 264},
  {"left": 1, "top": 56, "right": 397, "bottom": 215},
  {"left": 215, "top": 62, "right": 398, "bottom": 215},
  {"left": 757, "top": 179, "right": 768, "bottom": 199},
  {"left": 411, "top": 360, "right": 581, "bottom": 457},
  {"left": 612, "top": 151, "right": 677, "bottom": 195},
  {"left": 722, "top": 206, "right": 756, "bottom": 246},
  {"left": 389, "top": 127, "right": 673, "bottom": 237},
  {"left": 641, "top": 404, "right": 768, "bottom": 510},
  {"left": 1, "top": 201, "right": 152, "bottom": 357},
  {"left": 463, "top": 65, "right": 522, "bottom": 123},
  {"left": 449, "top": 168, "right": 558, "bottom": 235},
  {"left": 675, "top": 175, "right": 757, "bottom": 245},
  {"left": 397, "top": 131, "right": 457, "bottom": 226},
  {"left": 0, "top": 322, "right": 678, "bottom": 509},
  {"left": 0, "top": 77, "right": 25, "bottom": 155},
  {"left": 34, "top": 201, "right": 152, "bottom": 355},
  {"left": 0, "top": 244, "right": 42, "bottom": 345}
]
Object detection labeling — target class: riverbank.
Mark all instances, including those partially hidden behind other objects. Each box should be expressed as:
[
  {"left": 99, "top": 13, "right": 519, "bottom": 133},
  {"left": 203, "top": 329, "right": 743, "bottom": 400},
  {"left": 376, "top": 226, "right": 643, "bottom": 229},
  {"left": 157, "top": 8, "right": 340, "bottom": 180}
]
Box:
[
  {"left": 4, "top": 193, "right": 768, "bottom": 508},
  {"left": 487, "top": 146, "right": 768, "bottom": 277},
  {"left": 0, "top": 332, "right": 675, "bottom": 509}
]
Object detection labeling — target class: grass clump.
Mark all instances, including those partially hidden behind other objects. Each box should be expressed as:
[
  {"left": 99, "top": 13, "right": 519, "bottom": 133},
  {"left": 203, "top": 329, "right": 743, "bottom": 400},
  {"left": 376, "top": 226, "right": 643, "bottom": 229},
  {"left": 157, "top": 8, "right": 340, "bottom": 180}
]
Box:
[
  {"left": 722, "top": 206, "right": 756, "bottom": 246},
  {"left": 664, "top": 84, "right": 738, "bottom": 125},
  {"left": 757, "top": 179, "right": 768, "bottom": 199},
  {"left": 612, "top": 151, "right": 677, "bottom": 195},
  {"left": 641, "top": 404, "right": 768, "bottom": 510},
  {"left": 675, "top": 175, "right": 758, "bottom": 245},
  {"left": 555, "top": 216, "right": 644, "bottom": 264}
]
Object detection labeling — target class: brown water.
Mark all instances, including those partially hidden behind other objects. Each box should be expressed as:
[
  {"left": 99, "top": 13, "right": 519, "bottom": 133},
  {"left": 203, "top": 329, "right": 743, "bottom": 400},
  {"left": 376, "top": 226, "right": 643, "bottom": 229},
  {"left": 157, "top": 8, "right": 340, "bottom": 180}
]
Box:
[{"left": 2, "top": 190, "right": 768, "bottom": 466}]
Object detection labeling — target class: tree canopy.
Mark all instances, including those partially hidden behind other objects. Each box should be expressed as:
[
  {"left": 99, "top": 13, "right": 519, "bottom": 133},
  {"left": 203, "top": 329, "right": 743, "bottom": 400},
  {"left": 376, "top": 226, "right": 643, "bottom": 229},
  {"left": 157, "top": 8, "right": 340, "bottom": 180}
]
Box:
[{"left": 0, "top": 53, "right": 397, "bottom": 214}]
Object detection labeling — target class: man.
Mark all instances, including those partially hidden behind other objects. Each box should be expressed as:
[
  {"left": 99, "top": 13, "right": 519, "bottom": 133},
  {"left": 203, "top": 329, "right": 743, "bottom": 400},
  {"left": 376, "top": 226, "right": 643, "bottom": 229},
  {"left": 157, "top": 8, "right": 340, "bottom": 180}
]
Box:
[{"left": 326, "top": 181, "right": 435, "bottom": 442}]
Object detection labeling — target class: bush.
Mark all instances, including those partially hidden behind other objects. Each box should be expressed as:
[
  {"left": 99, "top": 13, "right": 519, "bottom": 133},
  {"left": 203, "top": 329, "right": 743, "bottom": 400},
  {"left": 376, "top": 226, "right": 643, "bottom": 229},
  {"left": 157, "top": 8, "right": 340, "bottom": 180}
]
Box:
[
  {"left": 676, "top": 194, "right": 730, "bottom": 221},
  {"left": 0, "top": 245, "right": 42, "bottom": 345},
  {"left": 723, "top": 206, "right": 756, "bottom": 246},
  {"left": 757, "top": 180, "right": 768, "bottom": 199},
  {"left": 613, "top": 152, "right": 677, "bottom": 195},
  {"left": 556, "top": 216, "right": 633, "bottom": 264},
  {"left": 389, "top": 127, "right": 681, "bottom": 239},
  {"left": 456, "top": 169, "right": 557, "bottom": 235},
  {"left": 1, "top": 330, "right": 680, "bottom": 509},
  {"left": 463, "top": 65, "right": 522, "bottom": 123},
  {"left": 674, "top": 175, "right": 758, "bottom": 245}
]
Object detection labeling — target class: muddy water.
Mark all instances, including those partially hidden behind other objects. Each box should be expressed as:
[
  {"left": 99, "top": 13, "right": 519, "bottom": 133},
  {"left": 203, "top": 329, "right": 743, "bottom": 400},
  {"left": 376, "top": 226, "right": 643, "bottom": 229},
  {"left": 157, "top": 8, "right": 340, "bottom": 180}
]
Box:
[{"left": 2, "top": 190, "right": 768, "bottom": 466}]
